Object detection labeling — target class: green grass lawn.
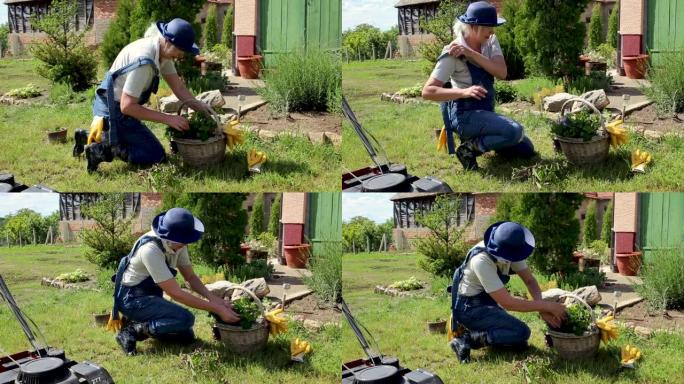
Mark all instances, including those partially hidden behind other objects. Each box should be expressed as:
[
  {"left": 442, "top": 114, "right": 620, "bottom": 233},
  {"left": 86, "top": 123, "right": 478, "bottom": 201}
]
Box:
[
  {"left": 342, "top": 59, "right": 684, "bottom": 191},
  {"left": 0, "top": 58, "right": 340, "bottom": 192},
  {"left": 341, "top": 252, "right": 684, "bottom": 383},
  {"left": 0, "top": 245, "right": 339, "bottom": 383}
]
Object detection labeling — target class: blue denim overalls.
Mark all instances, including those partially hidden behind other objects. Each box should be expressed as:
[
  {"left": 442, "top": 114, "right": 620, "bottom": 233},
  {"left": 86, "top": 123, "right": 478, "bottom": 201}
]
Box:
[
  {"left": 92, "top": 58, "right": 166, "bottom": 165},
  {"left": 448, "top": 245, "right": 531, "bottom": 346},
  {"left": 111, "top": 235, "right": 195, "bottom": 337},
  {"left": 438, "top": 56, "right": 535, "bottom": 157}
]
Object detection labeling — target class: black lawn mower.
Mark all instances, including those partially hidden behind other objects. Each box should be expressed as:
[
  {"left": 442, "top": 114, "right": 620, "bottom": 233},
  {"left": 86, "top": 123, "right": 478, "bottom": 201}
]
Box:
[
  {"left": 341, "top": 97, "right": 453, "bottom": 193},
  {"left": 0, "top": 275, "right": 114, "bottom": 384},
  {"left": 0, "top": 172, "right": 54, "bottom": 193},
  {"left": 341, "top": 298, "right": 444, "bottom": 384}
]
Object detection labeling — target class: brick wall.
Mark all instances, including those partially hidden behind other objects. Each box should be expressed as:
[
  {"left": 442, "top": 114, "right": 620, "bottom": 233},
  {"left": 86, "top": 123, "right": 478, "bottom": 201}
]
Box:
[
  {"left": 397, "top": 33, "right": 436, "bottom": 58},
  {"left": 282, "top": 193, "right": 306, "bottom": 225},
  {"left": 620, "top": 0, "right": 644, "bottom": 35},
  {"left": 234, "top": 0, "right": 257, "bottom": 36}
]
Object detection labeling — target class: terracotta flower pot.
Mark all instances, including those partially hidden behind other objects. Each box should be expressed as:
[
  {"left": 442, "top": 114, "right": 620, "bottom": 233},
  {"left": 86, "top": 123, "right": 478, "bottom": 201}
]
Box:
[
  {"left": 283, "top": 243, "right": 310, "bottom": 269},
  {"left": 615, "top": 251, "right": 642, "bottom": 276},
  {"left": 426, "top": 319, "right": 447, "bottom": 334},
  {"left": 237, "top": 55, "right": 263, "bottom": 79},
  {"left": 622, "top": 54, "right": 649, "bottom": 79}
]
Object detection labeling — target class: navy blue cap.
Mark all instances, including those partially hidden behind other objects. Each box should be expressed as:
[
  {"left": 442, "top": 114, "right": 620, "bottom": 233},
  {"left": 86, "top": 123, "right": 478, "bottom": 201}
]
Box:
[
  {"left": 458, "top": 1, "right": 506, "bottom": 27},
  {"left": 156, "top": 18, "right": 200, "bottom": 56},
  {"left": 152, "top": 208, "right": 204, "bottom": 244},
  {"left": 484, "top": 221, "right": 535, "bottom": 262}
]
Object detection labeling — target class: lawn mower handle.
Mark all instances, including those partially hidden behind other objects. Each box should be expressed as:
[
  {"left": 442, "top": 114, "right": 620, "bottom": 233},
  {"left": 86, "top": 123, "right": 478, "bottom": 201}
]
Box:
[{"left": 0, "top": 275, "right": 42, "bottom": 354}]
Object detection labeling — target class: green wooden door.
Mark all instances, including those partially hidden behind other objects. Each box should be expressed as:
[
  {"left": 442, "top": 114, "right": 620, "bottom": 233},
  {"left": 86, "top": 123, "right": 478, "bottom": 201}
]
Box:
[
  {"left": 259, "top": 0, "right": 341, "bottom": 66},
  {"left": 638, "top": 193, "right": 684, "bottom": 261},
  {"left": 646, "top": 0, "right": 684, "bottom": 66},
  {"left": 306, "top": 192, "right": 342, "bottom": 256}
]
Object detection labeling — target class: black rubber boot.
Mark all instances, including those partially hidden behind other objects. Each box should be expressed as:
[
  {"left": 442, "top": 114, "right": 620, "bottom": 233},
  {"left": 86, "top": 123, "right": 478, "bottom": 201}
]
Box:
[
  {"left": 111, "top": 146, "right": 129, "bottom": 162},
  {"left": 456, "top": 140, "right": 482, "bottom": 171},
  {"left": 72, "top": 129, "right": 88, "bottom": 157},
  {"left": 85, "top": 143, "right": 113, "bottom": 173},
  {"left": 115, "top": 322, "right": 151, "bottom": 356},
  {"left": 449, "top": 331, "right": 488, "bottom": 363}
]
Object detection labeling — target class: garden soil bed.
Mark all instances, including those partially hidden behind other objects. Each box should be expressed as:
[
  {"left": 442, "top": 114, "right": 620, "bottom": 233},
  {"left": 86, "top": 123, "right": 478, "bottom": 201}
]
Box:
[
  {"left": 286, "top": 293, "right": 341, "bottom": 326},
  {"left": 625, "top": 103, "right": 684, "bottom": 135},
  {"left": 241, "top": 104, "right": 341, "bottom": 135},
  {"left": 617, "top": 301, "right": 684, "bottom": 332},
  {"left": 499, "top": 101, "right": 537, "bottom": 114}
]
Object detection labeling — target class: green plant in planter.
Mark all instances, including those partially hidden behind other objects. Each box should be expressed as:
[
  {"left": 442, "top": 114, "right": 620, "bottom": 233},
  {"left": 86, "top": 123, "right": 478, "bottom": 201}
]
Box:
[
  {"left": 6, "top": 84, "right": 42, "bottom": 99},
  {"left": 556, "top": 303, "right": 592, "bottom": 336},
  {"left": 232, "top": 297, "right": 261, "bottom": 329},
  {"left": 389, "top": 276, "right": 424, "bottom": 291},
  {"left": 551, "top": 110, "right": 601, "bottom": 141},
  {"left": 166, "top": 111, "right": 217, "bottom": 141}
]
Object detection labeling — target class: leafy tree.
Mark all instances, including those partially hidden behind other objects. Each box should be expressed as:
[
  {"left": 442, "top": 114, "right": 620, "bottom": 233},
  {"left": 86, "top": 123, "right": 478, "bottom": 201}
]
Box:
[
  {"left": 80, "top": 194, "right": 136, "bottom": 269},
  {"left": 222, "top": 6, "right": 234, "bottom": 49},
  {"left": 268, "top": 194, "right": 281, "bottom": 237},
  {"left": 583, "top": 200, "right": 598, "bottom": 246},
  {"left": 30, "top": 0, "right": 97, "bottom": 91},
  {"left": 495, "top": 0, "right": 526, "bottom": 79},
  {"left": 515, "top": 0, "right": 590, "bottom": 79},
  {"left": 607, "top": 3, "right": 619, "bottom": 49},
  {"left": 128, "top": 0, "right": 206, "bottom": 81},
  {"left": 418, "top": 0, "right": 467, "bottom": 74},
  {"left": 163, "top": 193, "right": 248, "bottom": 271},
  {"left": 342, "top": 24, "right": 385, "bottom": 60},
  {"left": 601, "top": 201, "right": 613, "bottom": 243},
  {"left": 249, "top": 194, "right": 265, "bottom": 238},
  {"left": 2, "top": 209, "right": 56, "bottom": 245},
  {"left": 100, "top": 0, "right": 135, "bottom": 68},
  {"left": 495, "top": 193, "right": 583, "bottom": 276},
  {"left": 342, "top": 216, "right": 382, "bottom": 252},
  {"left": 416, "top": 194, "right": 470, "bottom": 278},
  {"left": 0, "top": 23, "right": 9, "bottom": 55},
  {"left": 588, "top": 4, "right": 604, "bottom": 50},
  {"left": 204, "top": 4, "right": 219, "bottom": 49}
]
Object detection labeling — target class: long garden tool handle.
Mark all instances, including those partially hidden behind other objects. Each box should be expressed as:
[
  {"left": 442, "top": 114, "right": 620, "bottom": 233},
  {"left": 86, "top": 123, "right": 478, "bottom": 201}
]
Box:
[
  {"left": 0, "top": 275, "right": 42, "bottom": 353},
  {"left": 559, "top": 97, "right": 607, "bottom": 135},
  {"left": 560, "top": 293, "right": 597, "bottom": 324},
  {"left": 177, "top": 99, "right": 223, "bottom": 136},
  {"left": 230, "top": 285, "right": 266, "bottom": 318}
]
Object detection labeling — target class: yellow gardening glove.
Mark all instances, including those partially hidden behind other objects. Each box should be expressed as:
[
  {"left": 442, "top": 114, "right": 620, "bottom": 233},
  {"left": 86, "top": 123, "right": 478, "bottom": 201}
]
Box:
[
  {"left": 605, "top": 119, "right": 629, "bottom": 148},
  {"left": 596, "top": 314, "right": 619, "bottom": 344},
  {"left": 265, "top": 308, "right": 288, "bottom": 336},
  {"left": 290, "top": 338, "right": 312, "bottom": 362},
  {"left": 248, "top": 149, "right": 267, "bottom": 173},
  {"left": 631, "top": 149, "right": 652, "bottom": 173},
  {"left": 621, "top": 344, "right": 642, "bottom": 368},
  {"left": 87, "top": 116, "right": 105, "bottom": 145},
  {"left": 224, "top": 119, "right": 245, "bottom": 150},
  {"left": 437, "top": 126, "right": 447, "bottom": 153},
  {"left": 105, "top": 313, "right": 123, "bottom": 332}
]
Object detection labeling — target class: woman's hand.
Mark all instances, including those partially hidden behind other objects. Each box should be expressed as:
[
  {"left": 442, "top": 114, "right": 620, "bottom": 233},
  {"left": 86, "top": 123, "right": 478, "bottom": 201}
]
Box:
[
  {"left": 166, "top": 115, "right": 190, "bottom": 132},
  {"left": 447, "top": 41, "right": 467, "bottom": 58},
  {"left": 216, "top": 304, "right": 240, "bottom": 323},
  {"left": 541, "top": 302, "right": 567, "bottom": 328},
  {"left": 462, "top": 85, "right": 488, "bottom": 100},
  {"left": 187, "top": 99, "right": 212, "bottom": 114}
]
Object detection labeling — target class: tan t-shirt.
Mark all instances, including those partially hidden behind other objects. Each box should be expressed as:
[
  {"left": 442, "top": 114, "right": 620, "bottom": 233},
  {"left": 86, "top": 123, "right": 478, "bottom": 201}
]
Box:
[
  {"left": 430, "top": 32, "right": 503, "bottom": 89},
  {"left": 458, "top": 241, "right": 528, "bottom": 296},
  {"left": 121, "top": 231, "right": 191, "bottom": 286},
  {"left": 110, "top": 36, "right": 177, "bottom": 101}
]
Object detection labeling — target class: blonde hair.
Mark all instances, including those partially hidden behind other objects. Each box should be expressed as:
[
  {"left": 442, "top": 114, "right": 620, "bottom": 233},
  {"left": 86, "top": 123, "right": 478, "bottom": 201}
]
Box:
[
  {"left": 453, "top": 20, "right": 468, "bottom": 38},
  {"left": 144, "top": 23, "right": 162, "bottom": 38}
]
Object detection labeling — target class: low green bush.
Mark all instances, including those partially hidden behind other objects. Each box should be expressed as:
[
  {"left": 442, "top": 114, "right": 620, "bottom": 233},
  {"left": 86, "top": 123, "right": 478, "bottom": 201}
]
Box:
[
  {"left": 225, "top": 259, "right": 274, "bottom": 283},
  {"left": 303, "top": 241, "right": 342, "bottom": 304},
  {"left": 644, "top": 50, "right": 684, "bottom": 115},
  {"left": 636, "top": 246, "right": 684, "bottom": 312},
  {"left": 258, "top": 49, "right": 341, "bottom": 114},
  {"left": 557, "top": 303, "right": 592, "bottom": 335},
  {"left": 551, "top": 110, "right": 601, "bottom": 141},
  {"left": 187, "top": 71, "right": 228, "bottom": 94},
  {"left": 49, "top": 82, "right": 88, "bottom": 105},
  {"left": 555, "top": 267, "right": 606, "bottom": 291},
  {"left": 512, "top": 77, "right": 558, "bottom": 102},
  {"left": 566, "top": 71, "right": 613, "bottom": 95},
  {"left": 495, "top": 81, "right": 518, "bottom": 104},
  {"left": 389, "top": 276, "right": 424, "bottom": 291},
  {"left": 5, "top": 84, "right": 42, "bottom": 99}
]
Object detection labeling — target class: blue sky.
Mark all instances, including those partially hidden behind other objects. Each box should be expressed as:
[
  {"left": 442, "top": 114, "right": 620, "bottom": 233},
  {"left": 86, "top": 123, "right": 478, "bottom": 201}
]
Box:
[
  {"left": 0, "top": 4, "right": 6, "bottom": 25},
  {"left": 343, "top": 193, "right": 394, "bottom": 224},
  {"left": 0, "top": 194, "right": 60, "bottom": 217},
  {"left": 343, "top": 0, "right": 398, "bottom": 32}
]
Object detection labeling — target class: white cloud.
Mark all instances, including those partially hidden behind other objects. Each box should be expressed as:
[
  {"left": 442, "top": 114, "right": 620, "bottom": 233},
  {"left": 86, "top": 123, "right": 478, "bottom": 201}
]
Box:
[
  {"left": 343, "top": 0, "right": 398, "bottom": 32},
  {"left": 343, "top": 193, "right": 394, "bottom": 224},
  {"left": 0, "top": 193, "right": 60, "bottom": 217}
]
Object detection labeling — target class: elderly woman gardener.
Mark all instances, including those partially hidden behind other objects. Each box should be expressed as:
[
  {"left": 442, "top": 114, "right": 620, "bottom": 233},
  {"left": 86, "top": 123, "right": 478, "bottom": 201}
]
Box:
[{"left": 422, "top": 1, "right": 535, "bottom": 171}]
